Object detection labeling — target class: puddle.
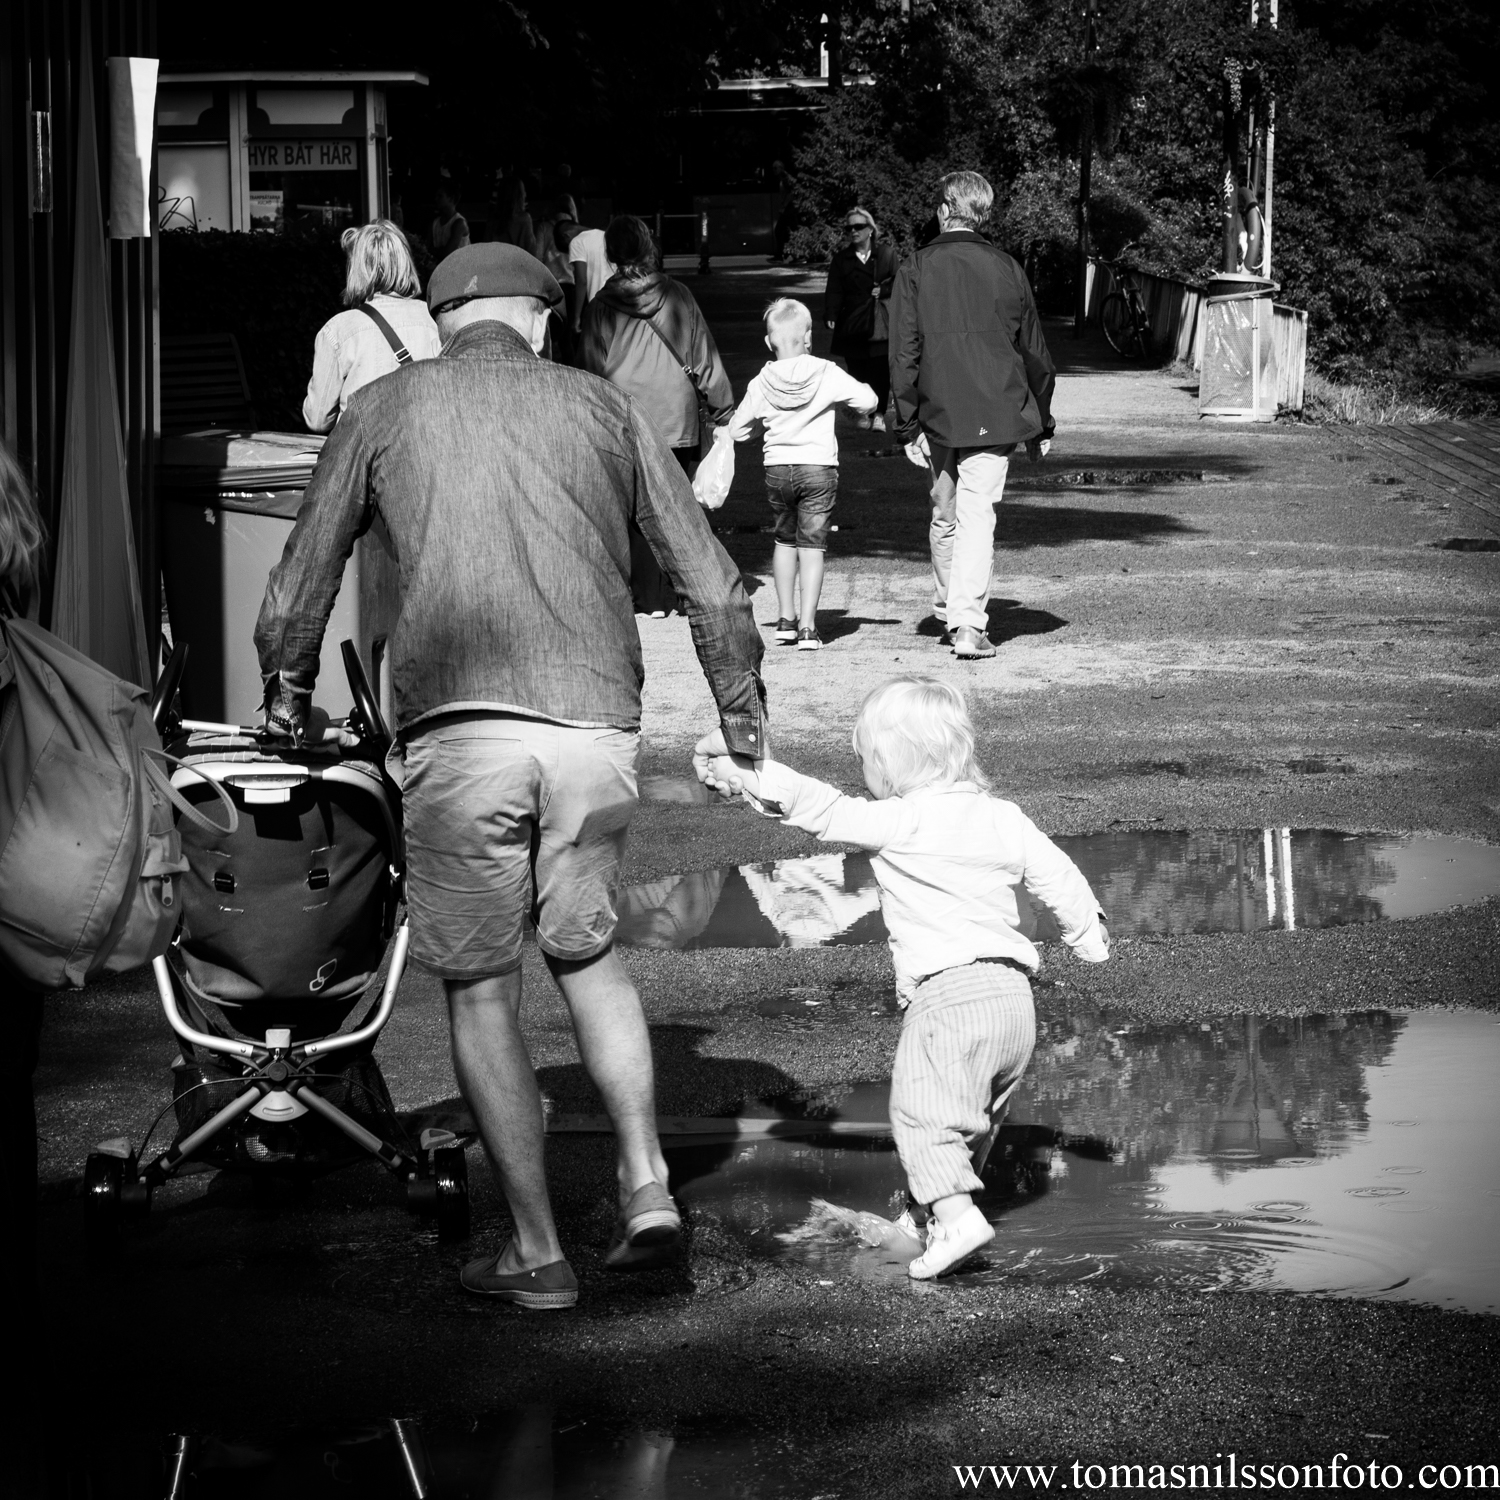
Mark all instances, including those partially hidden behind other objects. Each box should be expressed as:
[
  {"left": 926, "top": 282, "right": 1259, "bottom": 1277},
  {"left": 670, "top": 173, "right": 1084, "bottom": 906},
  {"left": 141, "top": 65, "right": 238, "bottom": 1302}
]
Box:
[
  {"left": 159, "top": 1409, "right": 793, "bottom": 1498},
  {"left": 668, "top": 1010, "right": 1500, "bottom": 1313},
  {"left": 616, "top": 829, "right": 1500, "bottom": 949}
]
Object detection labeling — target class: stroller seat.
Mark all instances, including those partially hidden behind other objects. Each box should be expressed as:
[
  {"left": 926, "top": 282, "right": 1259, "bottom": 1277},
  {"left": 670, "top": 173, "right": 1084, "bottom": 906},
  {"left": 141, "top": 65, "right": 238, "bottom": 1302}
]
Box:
[{"left": 83, "top": 642, "right": 470, "bottom": 1243}]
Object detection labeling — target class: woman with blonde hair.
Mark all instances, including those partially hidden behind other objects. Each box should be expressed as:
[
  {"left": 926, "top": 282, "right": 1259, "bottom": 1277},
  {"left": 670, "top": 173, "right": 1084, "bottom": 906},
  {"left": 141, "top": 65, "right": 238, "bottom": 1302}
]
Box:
[
  {"left": 824, "top": 204, "right": 899, "bottom": 428},
  {"left": 302, "top": 218, "right": 441, "bottom": 432}
]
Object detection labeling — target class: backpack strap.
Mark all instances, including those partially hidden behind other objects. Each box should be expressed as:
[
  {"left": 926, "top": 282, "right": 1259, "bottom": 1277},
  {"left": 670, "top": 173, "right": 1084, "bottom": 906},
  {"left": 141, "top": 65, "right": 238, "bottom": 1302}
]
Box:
[
  {"left": 357, "top": 302, "right": 413, "bottom": 365},
  {"left": 140, "top": 749, "right": 240, "bottom": 835}
]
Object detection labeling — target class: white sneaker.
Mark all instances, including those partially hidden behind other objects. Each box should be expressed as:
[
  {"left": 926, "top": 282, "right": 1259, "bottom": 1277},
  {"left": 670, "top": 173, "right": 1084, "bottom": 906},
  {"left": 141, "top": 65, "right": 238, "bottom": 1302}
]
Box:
[{"left": 907, "top": 1205, "right": 994, "bottom": 1280}]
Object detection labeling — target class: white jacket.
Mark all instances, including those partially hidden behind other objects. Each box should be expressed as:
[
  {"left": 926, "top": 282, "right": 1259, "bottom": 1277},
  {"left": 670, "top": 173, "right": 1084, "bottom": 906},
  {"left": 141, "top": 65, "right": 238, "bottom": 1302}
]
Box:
[
  {"left": 728, "top": 355, "right": 877, "bottom": 467},
  {"left": 302, "top": 294, "right": 441, "bottom": 433},
  {"left": 757, "top": 764, "right": 1109, "bottom": 1002}
]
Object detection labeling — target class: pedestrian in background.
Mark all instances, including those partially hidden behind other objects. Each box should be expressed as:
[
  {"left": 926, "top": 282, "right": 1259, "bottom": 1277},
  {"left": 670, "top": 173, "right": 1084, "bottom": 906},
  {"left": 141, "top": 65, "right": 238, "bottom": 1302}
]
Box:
[
  {"left": 578, "top": 215, "right": 733, "bottom": 615},
  {"left": 493, "top": 176, "right": 536, "bottom": 254},
  {"left": 431, "top": 180, "right": 470, "bottom": 261},
  {"left": 555, "top": 215, "right": 615, "bottom": 335},
  {"left": 303, "top": 220, "right": 441, "bottom": 433},
  {"left": 824, "top": 206, "right": 898, "bottom": 428},
  {"left": 889, "top": 171, "right": 1055, "bottom": 661}
]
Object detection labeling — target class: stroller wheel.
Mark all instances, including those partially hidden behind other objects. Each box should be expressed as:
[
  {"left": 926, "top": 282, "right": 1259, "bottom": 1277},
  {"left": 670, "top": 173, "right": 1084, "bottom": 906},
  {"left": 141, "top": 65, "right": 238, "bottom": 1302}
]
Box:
[{"left": 432, "top": 1145, "right": 470, "bottom": 1242}]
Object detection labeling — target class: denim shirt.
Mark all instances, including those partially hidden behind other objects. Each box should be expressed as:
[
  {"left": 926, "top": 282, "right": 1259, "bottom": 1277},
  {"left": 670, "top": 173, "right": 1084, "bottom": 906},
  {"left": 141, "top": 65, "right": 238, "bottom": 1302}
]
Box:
[{"left": 255, "top": 321, "right": 767, "bottom": 754}]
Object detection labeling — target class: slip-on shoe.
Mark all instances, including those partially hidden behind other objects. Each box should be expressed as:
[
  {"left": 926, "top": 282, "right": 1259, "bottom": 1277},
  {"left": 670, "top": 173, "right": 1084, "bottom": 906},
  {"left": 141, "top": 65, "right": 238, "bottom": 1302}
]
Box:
[
  {"left": 460, "top": 1250, "right": 578, "bottom": 1309},
  {"left": 604, "top": 1180, "right": 683, "bottom": 1272}
]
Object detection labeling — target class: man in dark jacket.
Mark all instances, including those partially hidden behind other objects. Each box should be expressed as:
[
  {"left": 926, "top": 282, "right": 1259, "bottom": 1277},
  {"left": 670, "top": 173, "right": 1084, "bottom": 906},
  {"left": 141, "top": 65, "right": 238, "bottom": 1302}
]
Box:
[
  {"left": 889, "top": 171, "right": 1056, "bottom": 659},
  {"left": 256, "top": 244, "right": 768, "bottom": 1309}
]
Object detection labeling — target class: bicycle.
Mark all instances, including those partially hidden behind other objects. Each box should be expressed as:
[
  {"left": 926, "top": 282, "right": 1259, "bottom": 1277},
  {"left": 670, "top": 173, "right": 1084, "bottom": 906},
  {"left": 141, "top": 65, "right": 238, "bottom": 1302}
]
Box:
[{"left": 1097, "top": 250, "right": 1153, "bottom": 360}]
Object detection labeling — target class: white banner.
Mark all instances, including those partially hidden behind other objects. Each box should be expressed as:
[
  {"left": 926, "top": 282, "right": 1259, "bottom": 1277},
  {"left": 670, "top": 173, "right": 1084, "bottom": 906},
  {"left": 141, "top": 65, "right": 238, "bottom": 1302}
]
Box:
[{"left": 107, "top": 56, "right": 158, "bottom": 238}]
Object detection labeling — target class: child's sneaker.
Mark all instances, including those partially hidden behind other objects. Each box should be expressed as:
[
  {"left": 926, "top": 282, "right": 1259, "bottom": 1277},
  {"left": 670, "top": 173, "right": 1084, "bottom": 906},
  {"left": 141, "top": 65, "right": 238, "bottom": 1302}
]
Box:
[
  {"left": 907, "top": 1205, "right": 994, "bottom": 1280},
  {"left": 796, "top": 626, "right": 822, "bottom": 651},
  {"left": 774, "top": 618, "right": 798, "bottom": 643}
]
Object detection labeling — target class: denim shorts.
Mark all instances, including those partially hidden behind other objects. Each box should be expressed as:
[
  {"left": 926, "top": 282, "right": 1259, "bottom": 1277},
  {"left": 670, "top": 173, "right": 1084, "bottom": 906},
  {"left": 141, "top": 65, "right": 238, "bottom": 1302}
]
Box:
[
  {"left": 400, "top": 714, "right": 640, "bottom": 979},
  {"left": 766, "top": 464, "right": 838, "bottom": 551}
]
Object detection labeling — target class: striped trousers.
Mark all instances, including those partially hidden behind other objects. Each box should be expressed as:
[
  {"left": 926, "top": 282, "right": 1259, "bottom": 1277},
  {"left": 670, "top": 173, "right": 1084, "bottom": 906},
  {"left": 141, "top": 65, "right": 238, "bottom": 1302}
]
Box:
[{"left": 890, "top": 961, "right": 1036, "bottom": 1206}]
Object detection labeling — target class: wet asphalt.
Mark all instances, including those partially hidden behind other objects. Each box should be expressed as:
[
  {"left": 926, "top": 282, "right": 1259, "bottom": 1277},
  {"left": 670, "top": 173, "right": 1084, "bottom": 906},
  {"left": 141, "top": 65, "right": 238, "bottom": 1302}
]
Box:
[{"left": 27, "top": 270, "right": 1500, "bottom": 1495}]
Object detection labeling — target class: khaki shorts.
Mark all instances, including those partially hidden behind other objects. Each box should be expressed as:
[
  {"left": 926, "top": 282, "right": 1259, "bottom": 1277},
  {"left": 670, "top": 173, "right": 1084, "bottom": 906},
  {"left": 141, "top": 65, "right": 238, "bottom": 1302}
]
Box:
[{"left": 400, "top": 714, "right": 640, "bottom": 980}]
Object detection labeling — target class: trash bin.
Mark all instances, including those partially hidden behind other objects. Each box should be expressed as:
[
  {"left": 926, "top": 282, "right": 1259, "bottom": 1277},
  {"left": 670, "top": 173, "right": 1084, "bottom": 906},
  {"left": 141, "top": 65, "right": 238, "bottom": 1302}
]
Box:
[
  {"left": 160, "top": 431, "right": 398, "bottom": 726},
  {"left": 1199, "top": 272, "right": 1279, "bottom": 422}
]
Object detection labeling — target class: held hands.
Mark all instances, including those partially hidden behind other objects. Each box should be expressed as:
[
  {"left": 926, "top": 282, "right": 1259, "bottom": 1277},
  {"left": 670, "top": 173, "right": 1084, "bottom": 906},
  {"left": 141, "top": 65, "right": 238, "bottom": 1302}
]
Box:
[
  {"left": 691, "top": 728, "right": 762, "bottom": 801},
  {"left": 1026, "top": 436, "right": 1052, "bottom": 463}
]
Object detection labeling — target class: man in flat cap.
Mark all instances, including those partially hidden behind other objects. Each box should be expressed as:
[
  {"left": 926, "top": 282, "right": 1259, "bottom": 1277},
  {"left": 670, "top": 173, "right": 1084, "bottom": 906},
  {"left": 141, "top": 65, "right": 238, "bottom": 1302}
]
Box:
[{"left": 256, "top": 243, "right": 767, "bottom": 1309}]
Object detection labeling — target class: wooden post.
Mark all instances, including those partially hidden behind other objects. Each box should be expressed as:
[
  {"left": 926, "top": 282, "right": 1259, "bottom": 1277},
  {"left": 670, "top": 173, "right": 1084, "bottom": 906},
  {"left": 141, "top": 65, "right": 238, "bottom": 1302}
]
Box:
[
  {"left": 1073, "top": 0, "right": 1099, "bottom": 339},
  {"left": 1261, "top": 0, "right": 1277, "bottom": 277}
]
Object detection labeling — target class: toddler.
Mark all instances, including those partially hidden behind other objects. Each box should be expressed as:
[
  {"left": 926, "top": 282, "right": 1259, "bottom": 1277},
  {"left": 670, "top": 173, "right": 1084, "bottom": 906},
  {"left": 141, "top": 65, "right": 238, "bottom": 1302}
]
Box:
[
  {"left": 728, "top": 298, "right": 878, "bottom": 652},
  {"left": 700, "top": 676, "right": 1109, "bottom": 1279}
]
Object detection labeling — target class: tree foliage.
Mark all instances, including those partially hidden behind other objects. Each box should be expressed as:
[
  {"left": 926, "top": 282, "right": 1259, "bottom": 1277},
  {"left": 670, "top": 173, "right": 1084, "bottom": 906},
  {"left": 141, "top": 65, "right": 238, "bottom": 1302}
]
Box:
[{"left": 785, "top": 0, "right": 1500, "bottom": 378}]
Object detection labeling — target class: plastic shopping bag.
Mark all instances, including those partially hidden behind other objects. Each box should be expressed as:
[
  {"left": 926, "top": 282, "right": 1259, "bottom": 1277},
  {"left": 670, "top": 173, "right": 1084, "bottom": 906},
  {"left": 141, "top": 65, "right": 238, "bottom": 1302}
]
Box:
[{"left": 692, "top": 424, "right": 736, "bottom": 510}]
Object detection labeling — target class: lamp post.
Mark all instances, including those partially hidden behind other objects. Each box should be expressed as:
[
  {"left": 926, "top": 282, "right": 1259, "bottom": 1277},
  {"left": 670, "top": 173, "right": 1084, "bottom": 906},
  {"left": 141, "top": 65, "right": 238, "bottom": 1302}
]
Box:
[{"left": 1073, "top": 0, "right": 1100, "bottom": 339}]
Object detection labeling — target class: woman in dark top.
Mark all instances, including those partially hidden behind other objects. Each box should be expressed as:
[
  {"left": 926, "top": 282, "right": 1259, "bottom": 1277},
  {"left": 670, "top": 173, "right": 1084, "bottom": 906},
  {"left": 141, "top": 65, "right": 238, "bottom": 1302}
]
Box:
[{"left": 824, "top": 206, "right": 900, "bottom": 430}]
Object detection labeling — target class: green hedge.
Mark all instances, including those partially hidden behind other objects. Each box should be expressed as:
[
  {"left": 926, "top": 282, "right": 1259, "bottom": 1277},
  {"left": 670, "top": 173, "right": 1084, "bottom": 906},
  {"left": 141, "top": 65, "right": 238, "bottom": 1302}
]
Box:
[{"left": 159, "top": 227, "right": 436, "bottom": 433}]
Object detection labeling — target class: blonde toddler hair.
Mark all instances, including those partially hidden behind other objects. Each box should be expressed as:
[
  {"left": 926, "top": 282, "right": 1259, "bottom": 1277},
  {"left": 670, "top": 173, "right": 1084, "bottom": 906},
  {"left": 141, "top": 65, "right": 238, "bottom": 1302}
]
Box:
[
  {"left": 764, "top": 296, "right": 812, "bottom": 352},
  {"left": 341, "top": 218, "right": 422, "bottom": 306},
  {"left": 852, "top": 676, "right": 991, "bottom": 798}
]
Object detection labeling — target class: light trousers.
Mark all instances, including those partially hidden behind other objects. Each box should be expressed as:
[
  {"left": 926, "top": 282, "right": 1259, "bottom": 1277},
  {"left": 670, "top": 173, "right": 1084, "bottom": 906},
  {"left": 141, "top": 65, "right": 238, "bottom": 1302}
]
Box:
[
  {"left": 890, "top": 961, "right": 1036, "bottom": 1206},
  {"left": 928, "top": 444, "right": 1012, "bottom": 632}
]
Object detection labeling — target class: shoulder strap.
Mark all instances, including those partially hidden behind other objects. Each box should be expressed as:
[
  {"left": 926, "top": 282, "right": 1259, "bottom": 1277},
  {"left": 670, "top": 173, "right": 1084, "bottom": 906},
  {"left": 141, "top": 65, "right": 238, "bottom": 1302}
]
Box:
[
  {"left": 357, "top": 303, "right": 413, "bottom": 365},
  {"left": 640, "top": 309, "right": 698, "bottom": 392}
]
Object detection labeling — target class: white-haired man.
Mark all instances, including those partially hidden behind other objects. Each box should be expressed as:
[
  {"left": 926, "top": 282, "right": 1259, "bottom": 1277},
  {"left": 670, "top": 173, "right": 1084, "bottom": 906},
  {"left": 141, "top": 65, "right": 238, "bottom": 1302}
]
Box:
[
  {"left": 889, "top": 170, "right": 1056, "bottom": 659},
  {"left": 256, "top": 244, "right": 768, "bottom": 1308}
]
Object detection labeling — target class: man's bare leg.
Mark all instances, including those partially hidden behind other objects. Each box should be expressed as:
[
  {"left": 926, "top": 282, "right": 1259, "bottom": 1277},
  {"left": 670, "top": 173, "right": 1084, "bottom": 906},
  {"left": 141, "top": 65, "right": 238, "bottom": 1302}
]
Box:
[
  {"left": 546, "top": 947, "right": 669, "bottom": 1208},
  {"left": 446, "top": 970, "right": 563, "bottom": 1272}
]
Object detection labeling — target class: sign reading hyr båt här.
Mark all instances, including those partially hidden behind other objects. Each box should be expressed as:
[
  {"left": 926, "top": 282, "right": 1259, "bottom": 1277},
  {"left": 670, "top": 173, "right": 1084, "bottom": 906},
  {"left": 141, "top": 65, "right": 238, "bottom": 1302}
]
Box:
[{"left": 247, "top": 140, "right": 357, "bottom": 171}]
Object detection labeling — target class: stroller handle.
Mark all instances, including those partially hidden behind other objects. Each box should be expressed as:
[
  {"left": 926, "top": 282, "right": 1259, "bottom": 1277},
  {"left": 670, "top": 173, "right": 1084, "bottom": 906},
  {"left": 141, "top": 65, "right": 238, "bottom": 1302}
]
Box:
[
  {"left": 302, "top": 922, "right": 410, "bottom": 1060},
  {"left": 153, "top": 923, "right": 411, "bottom": 1064}
]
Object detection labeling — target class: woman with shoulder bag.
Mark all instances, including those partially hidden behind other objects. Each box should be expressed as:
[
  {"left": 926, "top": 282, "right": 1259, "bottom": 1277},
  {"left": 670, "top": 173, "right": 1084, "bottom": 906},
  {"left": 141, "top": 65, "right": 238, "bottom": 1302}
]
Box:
[
  {"left": 824, "top": 206, "right": 898, "bottom": 430},
  {"left": 578, "top": 215, "right": 733, "bottom": 615},
  {"left": 303, "top": 219, "right": 442, "bottom": 433}
]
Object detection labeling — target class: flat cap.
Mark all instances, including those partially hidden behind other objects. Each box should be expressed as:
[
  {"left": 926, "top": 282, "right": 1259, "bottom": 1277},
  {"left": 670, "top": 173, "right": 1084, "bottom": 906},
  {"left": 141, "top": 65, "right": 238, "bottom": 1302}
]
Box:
[{"left": 427, "top": 243, "right": 564, "bottom": 314}]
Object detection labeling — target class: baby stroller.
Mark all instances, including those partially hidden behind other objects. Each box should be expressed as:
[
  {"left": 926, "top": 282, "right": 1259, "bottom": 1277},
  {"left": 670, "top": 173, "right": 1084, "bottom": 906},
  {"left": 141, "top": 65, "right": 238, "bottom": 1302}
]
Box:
[{"left": 83, "top": 642, "right": 470, "bottom": 1243}]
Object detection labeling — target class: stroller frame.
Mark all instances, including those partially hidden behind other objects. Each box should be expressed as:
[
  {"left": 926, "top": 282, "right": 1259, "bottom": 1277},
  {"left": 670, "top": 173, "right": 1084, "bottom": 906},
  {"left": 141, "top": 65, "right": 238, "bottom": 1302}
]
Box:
[{"left": 83, "top": 641, "right": 470, "bottom": 1244}]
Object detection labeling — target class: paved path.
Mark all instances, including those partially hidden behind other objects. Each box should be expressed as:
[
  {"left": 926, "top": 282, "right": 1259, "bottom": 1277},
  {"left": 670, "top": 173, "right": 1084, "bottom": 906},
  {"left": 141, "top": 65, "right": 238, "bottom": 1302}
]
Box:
[{"left": 629, "top": 268, "right": 1500, "bottom": 884}]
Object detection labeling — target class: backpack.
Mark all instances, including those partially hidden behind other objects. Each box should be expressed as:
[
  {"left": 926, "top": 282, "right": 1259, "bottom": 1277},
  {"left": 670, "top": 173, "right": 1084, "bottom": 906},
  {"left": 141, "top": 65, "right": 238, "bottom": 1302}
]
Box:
[{"left": 0, "top": 613, "right": 236, "bottom": 990}]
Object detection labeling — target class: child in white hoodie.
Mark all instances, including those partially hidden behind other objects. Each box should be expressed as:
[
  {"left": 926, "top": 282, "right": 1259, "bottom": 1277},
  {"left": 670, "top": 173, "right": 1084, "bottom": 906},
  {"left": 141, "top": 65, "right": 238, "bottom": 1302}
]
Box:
[{"left": 728, "top": 298, "right": 878, "bottom": 651}]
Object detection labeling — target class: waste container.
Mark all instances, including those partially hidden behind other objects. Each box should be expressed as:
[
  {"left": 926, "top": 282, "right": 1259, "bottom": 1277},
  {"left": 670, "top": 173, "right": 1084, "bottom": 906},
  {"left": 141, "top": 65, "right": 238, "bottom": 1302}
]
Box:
[
  {"left": 160, "top": 431, "right": 397, "bottom": 726},
  {"left": 1199, "top": 273, "right": 1279, "bottom": 422}
]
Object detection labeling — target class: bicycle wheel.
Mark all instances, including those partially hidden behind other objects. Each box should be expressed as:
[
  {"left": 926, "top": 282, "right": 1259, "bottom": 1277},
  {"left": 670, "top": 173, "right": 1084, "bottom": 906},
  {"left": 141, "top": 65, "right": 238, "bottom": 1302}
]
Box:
[{"left": 1101, "top": 292, "right": 1143, "bottom": 359}]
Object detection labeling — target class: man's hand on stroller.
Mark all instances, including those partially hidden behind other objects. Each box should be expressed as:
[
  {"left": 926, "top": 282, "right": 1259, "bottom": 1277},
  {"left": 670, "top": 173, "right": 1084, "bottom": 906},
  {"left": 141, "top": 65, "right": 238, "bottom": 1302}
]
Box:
[{"left": 262, "top": 674, "right": 358, "bottom": 748}]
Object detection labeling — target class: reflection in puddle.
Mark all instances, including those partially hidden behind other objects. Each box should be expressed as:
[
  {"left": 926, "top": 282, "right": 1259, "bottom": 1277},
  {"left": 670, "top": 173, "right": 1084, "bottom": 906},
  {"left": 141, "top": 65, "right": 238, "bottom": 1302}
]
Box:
[
  {"left": 617, "top": 829, "right": 1500, "bottom": 949},
  {"left": 668, "top": 1010, "right": 1500, "bottom": 1313},
  {"left": 172, "top": 1409, "right": 782, "bottom": 1498}
]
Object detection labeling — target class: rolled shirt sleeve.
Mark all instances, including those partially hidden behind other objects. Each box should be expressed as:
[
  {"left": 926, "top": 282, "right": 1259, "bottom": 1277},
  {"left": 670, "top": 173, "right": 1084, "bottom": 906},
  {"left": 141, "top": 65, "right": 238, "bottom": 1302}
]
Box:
[{"left": 626, "top": 399, "right": 768, "bottom": 756}]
